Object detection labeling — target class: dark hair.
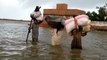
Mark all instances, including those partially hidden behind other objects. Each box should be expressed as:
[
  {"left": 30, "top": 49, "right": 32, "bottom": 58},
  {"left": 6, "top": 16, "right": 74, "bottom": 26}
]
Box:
[{"left": 34, "top": 6, "right": 41, "bottom": 12}]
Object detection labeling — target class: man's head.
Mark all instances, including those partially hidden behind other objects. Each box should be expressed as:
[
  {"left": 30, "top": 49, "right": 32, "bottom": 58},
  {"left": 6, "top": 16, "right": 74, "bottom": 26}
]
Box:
[{"left": 34, "top": 6, "right": 41, "bottom": 12}]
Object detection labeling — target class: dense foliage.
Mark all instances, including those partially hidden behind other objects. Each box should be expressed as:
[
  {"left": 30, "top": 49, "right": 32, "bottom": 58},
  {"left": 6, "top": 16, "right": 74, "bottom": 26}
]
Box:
[{"left": 86, "top": 3, "right": 107, "bottom": 21}]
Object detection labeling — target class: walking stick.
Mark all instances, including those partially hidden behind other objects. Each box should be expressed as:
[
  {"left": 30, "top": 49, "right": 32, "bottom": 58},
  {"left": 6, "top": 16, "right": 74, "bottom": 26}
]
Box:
[{"left": 26, "top": 19, "right": 33, "bottom": 42}]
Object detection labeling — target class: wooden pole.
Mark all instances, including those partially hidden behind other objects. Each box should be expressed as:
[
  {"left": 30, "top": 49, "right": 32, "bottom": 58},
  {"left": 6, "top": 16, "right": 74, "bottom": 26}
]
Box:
[
  {"left": 26, "top": 19, "right": 32, "bottom": 42},
  {"left": 71, "top": 29, "right": 82, "bottom": 49}
]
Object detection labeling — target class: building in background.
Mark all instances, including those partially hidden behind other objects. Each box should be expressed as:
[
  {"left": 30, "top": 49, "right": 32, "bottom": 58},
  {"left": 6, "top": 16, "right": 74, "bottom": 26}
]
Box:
[{"left": 40, "top": 3, "right": 86, "bottom": 27}]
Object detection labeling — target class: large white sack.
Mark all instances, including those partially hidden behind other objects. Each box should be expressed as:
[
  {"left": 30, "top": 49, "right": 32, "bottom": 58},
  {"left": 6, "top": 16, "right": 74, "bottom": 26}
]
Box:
[
  {"left": 83, "top": 24, "right": 91, "bottom": 32},
  {"left": 65, "top": 18, "right": 75, "bottom": 33},
  {"left": 30, "top": 11, "right": 41, "bottom": 18},
  {"left": 65, "top": 14, "right": 91, "bottom": 33},
  {"left": 75, "top": 14, "right": 90, "bottom": 26},
  {"left": 36, "top": 15, "right": 43, "bottom": 21},
  {"left": 30, "top": 11, "right": 43, "bottom": 21}
]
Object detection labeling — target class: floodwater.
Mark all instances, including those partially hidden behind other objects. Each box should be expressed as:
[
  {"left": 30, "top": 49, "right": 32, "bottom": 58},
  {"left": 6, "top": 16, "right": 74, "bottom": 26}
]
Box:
[{"left": 0, "top": 20, "right": 107, "bottom": 60}]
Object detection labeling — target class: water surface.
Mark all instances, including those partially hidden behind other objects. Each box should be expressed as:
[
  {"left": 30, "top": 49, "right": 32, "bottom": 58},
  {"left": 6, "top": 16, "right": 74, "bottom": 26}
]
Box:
[{"left": 0, "top": 20, "right": 107, "bottom": 60}]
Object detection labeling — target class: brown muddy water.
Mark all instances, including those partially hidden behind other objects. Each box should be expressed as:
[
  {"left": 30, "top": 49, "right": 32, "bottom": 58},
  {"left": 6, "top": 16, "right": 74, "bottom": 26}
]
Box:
[{"left": 0, "top": 20, "right": 107, "bottom": 60}]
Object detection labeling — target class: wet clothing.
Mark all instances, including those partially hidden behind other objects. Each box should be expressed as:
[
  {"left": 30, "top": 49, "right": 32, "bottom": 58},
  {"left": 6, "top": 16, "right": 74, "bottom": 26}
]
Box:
[
  {"left": 30, "top": 11, "right": 43, "bottom": 42},
  {"left": 32, "top": 23, "right": 39, "bottom": 42}
]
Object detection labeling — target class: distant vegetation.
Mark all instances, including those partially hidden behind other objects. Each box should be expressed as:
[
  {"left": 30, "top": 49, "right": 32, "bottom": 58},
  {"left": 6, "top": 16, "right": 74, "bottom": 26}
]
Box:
[{"left": 86, "top": 3, "right": 107, "bottom": 21}]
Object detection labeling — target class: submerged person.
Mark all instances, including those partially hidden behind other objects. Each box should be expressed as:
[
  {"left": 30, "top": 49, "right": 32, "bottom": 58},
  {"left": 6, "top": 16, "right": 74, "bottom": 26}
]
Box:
[{"left": 30, "top": 6, "right": 43, "bottom": 42}]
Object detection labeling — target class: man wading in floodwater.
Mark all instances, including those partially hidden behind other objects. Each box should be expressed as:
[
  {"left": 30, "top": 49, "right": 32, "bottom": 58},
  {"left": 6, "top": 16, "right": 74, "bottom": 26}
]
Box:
[{"left": 29, "top": 6, "right": 43, "bottom": 42}]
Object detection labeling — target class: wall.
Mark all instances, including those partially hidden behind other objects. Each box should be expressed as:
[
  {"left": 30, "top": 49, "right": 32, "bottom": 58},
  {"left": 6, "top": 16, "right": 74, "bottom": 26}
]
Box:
[{"left": 91, "top": 21, "right": 107, "bottom": 26}]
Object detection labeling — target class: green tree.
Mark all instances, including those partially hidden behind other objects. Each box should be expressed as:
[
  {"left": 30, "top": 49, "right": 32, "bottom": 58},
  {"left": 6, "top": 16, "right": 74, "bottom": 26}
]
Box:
[
  {"left": 87, "top": 3, "right": 107, "bottom": 21},
  {"left": 86, "top": 11, "right": 93, "bottom": 20},
  {"left": 98, "top": 7, "right": 106, "bottom": 21},
  {"left": 86, "top": 11, "right": 99, "bottom": 21},
  {"left": 96, "top": 3, "right": 107, "bottom": 21}
]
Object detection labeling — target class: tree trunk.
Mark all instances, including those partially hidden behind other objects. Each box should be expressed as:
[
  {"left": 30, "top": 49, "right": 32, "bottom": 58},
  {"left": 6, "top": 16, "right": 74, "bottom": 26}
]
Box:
[{"left": 71, "top": 29, "right": 82, "bottom": 49}]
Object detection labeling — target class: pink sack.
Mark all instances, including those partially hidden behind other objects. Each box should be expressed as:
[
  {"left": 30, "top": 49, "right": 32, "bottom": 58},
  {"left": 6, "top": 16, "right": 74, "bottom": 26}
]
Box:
[
  {"left": 65, "top": 17, "right": 75, "bottom": 33},
  {"left": 65, "top": 14, "right": 91, "bottom": 33},
  {"left": 75, "top": 14, "right": 90, "bottom": 26}
]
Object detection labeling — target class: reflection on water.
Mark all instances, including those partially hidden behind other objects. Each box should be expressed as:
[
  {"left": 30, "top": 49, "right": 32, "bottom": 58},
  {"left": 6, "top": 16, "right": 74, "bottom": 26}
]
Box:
[
  {"left": 70, "top": 49, "right": 83, "bottom": 60},
  {"left": 0, "top": 20, "right": 107, "bottom": 60},
  {"left": 49, "top": 46, "right": 65, "bottom": 60}
]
